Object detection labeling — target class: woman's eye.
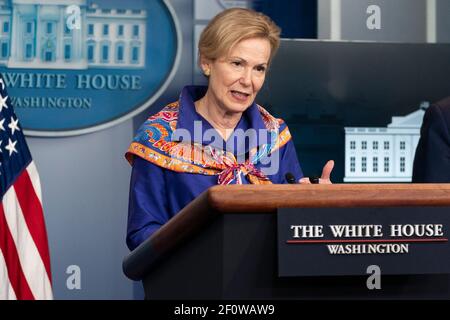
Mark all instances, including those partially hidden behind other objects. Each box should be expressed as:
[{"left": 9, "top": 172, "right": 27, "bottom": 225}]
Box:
[
  {"left": 231, "top": 61, "right": 242, "bottom": 67},
  {"left": 256, "top": 66, "right": 266, "bottom": 73}
]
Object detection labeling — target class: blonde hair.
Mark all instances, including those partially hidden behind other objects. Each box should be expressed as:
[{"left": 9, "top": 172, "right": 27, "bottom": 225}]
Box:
[{"left": 198, "top": 8, "right": 281, "bottom": 65}]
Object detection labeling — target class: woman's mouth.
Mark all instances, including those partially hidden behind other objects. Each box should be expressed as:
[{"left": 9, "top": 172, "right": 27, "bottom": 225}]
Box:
[{"left": 230, "top": 90, "right": 250, "bottom": 102}]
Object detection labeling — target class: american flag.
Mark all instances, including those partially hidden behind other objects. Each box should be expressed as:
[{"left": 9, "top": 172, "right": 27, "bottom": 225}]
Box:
[{"left": 0, "top": 75, "right": 53, "bottom": 300}]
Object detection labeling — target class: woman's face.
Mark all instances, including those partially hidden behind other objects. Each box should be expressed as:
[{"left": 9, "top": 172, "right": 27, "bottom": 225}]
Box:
[{"left": 201, "top": 37, "right": 271, "bottom": 114}]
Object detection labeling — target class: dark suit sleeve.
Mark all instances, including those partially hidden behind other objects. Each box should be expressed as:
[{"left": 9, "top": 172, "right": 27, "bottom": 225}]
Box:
[{"left": 412, "top": 105, "right": 450, "bottom": 182}]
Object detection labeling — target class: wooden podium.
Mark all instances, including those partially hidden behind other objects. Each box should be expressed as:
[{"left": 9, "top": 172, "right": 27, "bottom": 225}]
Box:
[{"left": 123, "top": 184, "right": 450, "bottom": 299}]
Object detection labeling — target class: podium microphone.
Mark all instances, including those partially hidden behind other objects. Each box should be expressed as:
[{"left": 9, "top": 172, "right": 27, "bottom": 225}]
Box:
[{"left": 285, "top": 172, "right": 297, "bottom": 184}]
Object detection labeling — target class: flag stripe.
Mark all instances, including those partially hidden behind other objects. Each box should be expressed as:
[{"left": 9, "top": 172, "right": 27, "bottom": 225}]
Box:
[
  {"left": 2, "top": 188, "right": 53, "bottom": 300},
  {"left": 0, "top": 249, "right": 17, "bottom": 300},
  {"left": 14, "top": 164, "right": 52, "bottom": 283},
  {"left": 26, "top": 162, "right": 42, "bottom": 203},
  {"left": 0, "top": 205, "right": 34, "bottom": 300}
]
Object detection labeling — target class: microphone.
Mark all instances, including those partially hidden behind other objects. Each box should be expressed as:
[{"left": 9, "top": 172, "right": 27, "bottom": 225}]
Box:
[
  {"left": 285, "top": 172, "right": 297, "bottom": 184},
  {"left": 309, "top": 176, "right": 320, "bottom": 184}
]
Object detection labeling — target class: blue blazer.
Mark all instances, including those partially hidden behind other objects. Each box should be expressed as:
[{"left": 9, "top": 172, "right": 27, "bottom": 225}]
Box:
[{"left": 412, "top": 97, "right": 450, "bottom": 182}]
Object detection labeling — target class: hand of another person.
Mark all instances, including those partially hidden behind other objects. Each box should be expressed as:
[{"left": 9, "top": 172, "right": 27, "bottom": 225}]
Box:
[{"left": 299, "top": 160, "right": 334, "bottom": 184}]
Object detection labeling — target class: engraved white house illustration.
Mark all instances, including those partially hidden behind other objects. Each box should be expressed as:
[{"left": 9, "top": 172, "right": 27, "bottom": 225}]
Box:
[
  {"left": 0, "top": 0, "right": 146, "bottom": 69},
  {"left": 344, "top": 103, "right": 429, "bottom": 183}
]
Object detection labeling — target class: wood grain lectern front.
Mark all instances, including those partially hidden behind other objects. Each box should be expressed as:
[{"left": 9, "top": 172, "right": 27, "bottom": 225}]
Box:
[{"left": 123, "top": 184, "right": 450, "bottom": 299}]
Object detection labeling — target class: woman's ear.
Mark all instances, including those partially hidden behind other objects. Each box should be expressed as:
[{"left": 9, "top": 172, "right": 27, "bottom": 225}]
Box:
[{"left": 199, "top": 55, "right": 211, "bottom": 77}]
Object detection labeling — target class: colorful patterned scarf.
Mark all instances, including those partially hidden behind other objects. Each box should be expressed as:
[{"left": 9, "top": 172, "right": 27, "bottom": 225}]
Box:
[{"left": 125, "top": 101, "right": 292, "bottom": 185}]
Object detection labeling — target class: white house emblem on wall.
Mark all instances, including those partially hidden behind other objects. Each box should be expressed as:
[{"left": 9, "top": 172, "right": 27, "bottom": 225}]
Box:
[
  {"left": 0, "top": 0, "right": 147, "bottom": 70},
  {"left": 344, "top": 103, "right": 429, "bottom": 182},
  {"left": 0, "top": 0, "right": 181, "bottom": 137}
]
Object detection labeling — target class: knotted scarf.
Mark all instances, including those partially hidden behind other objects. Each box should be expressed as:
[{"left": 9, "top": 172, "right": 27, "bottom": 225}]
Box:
[{"left": 125, "top": 101, "right": 292, "bottom": 185}]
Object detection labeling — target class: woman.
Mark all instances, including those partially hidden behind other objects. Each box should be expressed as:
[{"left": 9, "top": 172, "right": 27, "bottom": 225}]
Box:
[{"left": 125, "top": 8, "right": 333, "bottom": 251}]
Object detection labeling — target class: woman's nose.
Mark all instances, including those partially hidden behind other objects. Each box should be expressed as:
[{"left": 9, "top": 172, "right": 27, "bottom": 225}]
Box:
[{"left": 239, "top": 69, "right": 252, "bottom": 86}]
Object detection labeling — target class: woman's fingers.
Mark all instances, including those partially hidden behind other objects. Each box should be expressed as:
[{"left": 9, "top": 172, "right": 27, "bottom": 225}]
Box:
[
  {"left": 321, "top": 160, "right": 335, "bottom": 181},
  {"left": 298, "top": 160, "right": 335, "bottom": 184},
  {"left": 299, "top": 177, "right": 311, "bottom": 184}
]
